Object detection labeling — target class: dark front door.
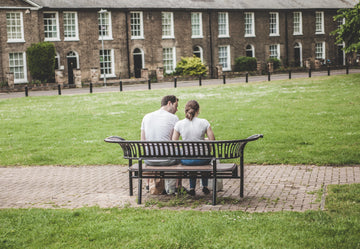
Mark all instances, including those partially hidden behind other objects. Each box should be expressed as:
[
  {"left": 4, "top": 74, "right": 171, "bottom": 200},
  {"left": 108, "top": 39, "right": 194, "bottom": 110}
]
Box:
[
  {"left": 67, "top": 57, "right": 77, "bottom": 84},
  {"left": 337, "top": 45, "right": 344, "bottom": 66},
  {"left": 294, "top": 47, "right": 301, "bottom": 67},
  {"left": 134, "top": 54, "right": 142, "bottom": 78}
]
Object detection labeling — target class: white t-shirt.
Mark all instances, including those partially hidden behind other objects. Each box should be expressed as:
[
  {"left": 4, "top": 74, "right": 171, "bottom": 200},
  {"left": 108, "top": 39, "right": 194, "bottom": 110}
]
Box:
[
  {"left": 174, "top": 117, "right": 210, "bottom": 141},
  {"left": 141, "top": 109, "right": 179, "bottom": 141}
]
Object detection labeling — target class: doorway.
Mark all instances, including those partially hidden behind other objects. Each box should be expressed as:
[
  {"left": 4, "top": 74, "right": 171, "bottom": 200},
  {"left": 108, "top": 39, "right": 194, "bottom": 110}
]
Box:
[
  {"left": 337, "top": 44, "right": 344, "bottom": 65},
  {"left": 133, "top": 48, "right": 143, "bottom": 78},
  {"left": 67, "top": 51, "right": 78, "bottom": 84},
  {"left": 294, "top": 43, "right": 302, "bottom": 67}
]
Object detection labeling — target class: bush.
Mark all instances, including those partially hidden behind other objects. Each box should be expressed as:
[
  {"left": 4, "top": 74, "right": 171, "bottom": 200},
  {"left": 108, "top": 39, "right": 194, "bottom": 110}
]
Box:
[
  {"left": 27, "top": 42, "right": 56, "bottom": 83},
  {"left": 267, "top": 58, "right": 281, "bottom": 70},
  {"left": 234, "top": 56, "right": 257, "bottom": 72},
  {"left": 175, "top": 56, "right": 207, "bottom": 76}
]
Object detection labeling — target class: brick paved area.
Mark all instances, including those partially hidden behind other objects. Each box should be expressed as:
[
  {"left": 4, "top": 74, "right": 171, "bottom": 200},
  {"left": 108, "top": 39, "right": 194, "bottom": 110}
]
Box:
[{"left": 0, "top": 165, "right": 359, "bottom": 212}]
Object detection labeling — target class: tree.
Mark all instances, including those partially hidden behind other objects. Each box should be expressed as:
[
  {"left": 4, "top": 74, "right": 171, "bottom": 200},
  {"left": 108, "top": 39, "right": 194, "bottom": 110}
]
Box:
[
  {"left": 26, "top": 42, "right": 56, "bottom": 83},
  {"left": 332, "top": 2, "right": 360, "bottom": 53}
]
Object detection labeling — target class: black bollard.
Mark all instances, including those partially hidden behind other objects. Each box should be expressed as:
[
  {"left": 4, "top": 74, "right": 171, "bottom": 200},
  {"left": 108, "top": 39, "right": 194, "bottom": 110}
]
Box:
[
  {"left": 346, "top": 65, "right": 349, "bottom": 74},
  {"left": 268, "top": 72, "right": 271, "bottom": 81},
  {"left": 246, "top": 73, "right": 248, "bottom": 83},
  {"left": 199, "top": 76, "right": 202, "bottom": 86},
  {"left": 174, "top": 77, "right": 177, "bottom": 88},
  {"left": 25, "top": 86, "right": 28, "bottom": 97},
  {"left": 120, "top": 81, "right": 123, "bottom": 92},
  {"left": 58, "top": 84, "right": 61, "bottom": 95},
  {"left": 289, "top": 70, "right": 292, "bottom": 79},
  {"left": 148, "top": 79, "right": 151, "bottom": 90},
  {"left": 327, "top": 67, "right": 330, "bottom": 76},
  {"left": 309, "top": 68, "right": 312, "bottom": 78},
  {"left": 90, "top": 83, "right": 93, "bottom": 93},
  {"left": 223, "top": 74, "right": 226, "bottom": 84}
]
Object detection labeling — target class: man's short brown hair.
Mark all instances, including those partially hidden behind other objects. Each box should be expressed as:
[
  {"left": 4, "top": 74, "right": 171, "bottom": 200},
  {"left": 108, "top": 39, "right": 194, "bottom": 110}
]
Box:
[{"left": 161, "top": 95, "right": 178, "bottom": 106}]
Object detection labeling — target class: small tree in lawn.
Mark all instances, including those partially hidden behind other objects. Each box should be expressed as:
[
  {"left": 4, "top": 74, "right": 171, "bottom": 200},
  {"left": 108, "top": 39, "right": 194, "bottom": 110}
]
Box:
[
  {"left": 27, "top": 42, "right": 56, "bottom": 83},
  {"left": 332, "top": 2, "right": 360, "bottom": 54}
]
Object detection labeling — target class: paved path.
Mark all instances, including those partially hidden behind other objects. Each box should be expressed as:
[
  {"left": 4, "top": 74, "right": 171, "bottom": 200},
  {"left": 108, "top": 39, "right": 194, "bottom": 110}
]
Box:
[
  {"left": 1, "top": 165, "right": 359, "bottom": 212},
  {"left": 1, "top": 68, "right": 359, "bottom": 99}
]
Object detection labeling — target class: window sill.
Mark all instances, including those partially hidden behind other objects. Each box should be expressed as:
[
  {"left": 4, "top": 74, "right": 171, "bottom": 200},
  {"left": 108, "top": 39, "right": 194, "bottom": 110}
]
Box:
[
  {"left": 45, "top": 38, "right": 61, "bottom": 42},
  {"left": 162, "top": 36, "right": 175, "bottom": 39},
  {"left": 191, "top": 36, "right": 203, "bottom": 39},
  {"left": 64, "top": 38, "right": 79, "bottom": 42},
  {"left": 293, "top": 33, "right": 303, "bottom": 36},
  {"left": 131, "top": 37, "right": 145, "bottom": 40},
  {"left": 315, "top": 32, "right": 325, "bottom": 35},
  {"left": 245, "top": 35, "right": 256, "bottom": 38},
  {"left": 7, "top": 39, "right": 25, "bottom": 43},
  {"left": 98, "top": 37, "right": 113, "bottom": 41},
  {"left": 269, "top": 34, "right": 280, "bottom": 37},
  {"left": 218, "top": 35, "right": 230, "bottom": 38}
]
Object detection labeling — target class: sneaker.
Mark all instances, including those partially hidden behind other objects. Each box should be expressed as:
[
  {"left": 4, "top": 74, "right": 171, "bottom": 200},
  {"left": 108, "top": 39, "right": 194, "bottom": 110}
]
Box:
[
  {"left": 202, "top": 187, "right": 210, "bottom": 195},
  {"left": 188, "top": 189, "right": 196, "bottom": 196}
]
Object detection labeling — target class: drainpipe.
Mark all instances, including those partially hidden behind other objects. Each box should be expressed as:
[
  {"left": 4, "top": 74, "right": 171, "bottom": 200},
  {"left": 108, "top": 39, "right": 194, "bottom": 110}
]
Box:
[
  {"left": 284, "top": 11, "right": 289, "bottom": 67},
  {"left": 125, "top": 10, "right": 131, "bottom": 78},
  {"left": 208, "top": 11, "right": 214, "bottom": 78}
]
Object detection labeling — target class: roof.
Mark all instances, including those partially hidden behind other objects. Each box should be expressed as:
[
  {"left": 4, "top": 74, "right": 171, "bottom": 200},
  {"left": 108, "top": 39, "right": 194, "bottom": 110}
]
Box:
[{"left": 30, "top": 0, "right": 357, "bottom": 10}]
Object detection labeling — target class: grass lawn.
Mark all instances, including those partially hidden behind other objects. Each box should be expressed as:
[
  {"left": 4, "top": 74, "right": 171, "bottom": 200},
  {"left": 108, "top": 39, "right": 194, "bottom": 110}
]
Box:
[
  {"left": 0, "top": 183, "right": 359, "bottom": 248},
  {"left": 0, "top": 74, "right": 359, "bottom": 166}
]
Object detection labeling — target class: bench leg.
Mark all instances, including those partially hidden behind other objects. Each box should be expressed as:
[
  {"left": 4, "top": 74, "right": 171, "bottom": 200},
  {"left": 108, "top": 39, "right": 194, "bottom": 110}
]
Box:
[
  {"left": 138, "top": 160, "right": 143, "bottom": 204},
  {"left": 129, "top": 171, "right": 133, "bottom": 196},
  {"left": 212, "top": 178, "right": 217, "bottom": 205},
  {"left": 138, "top": 178, "right": 142, "bottom": 204},
  {"left": 240, "top": 163, "right": 244, "bottom": 198}
]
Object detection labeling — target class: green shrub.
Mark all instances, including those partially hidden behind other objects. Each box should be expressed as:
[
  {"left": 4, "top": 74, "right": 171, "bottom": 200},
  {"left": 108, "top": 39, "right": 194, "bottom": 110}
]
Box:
[
  {"left": 234, "top": 56, "right": 257, "bottom": 72},
  {"left": 175, "top": 56, "right": 207, "bottom": 76},
  {"left": 267, "top": 58, "right": 281, "bottom": 70},
  {"left": 27, "top": 42, "right": 56, "bottom": 83}
]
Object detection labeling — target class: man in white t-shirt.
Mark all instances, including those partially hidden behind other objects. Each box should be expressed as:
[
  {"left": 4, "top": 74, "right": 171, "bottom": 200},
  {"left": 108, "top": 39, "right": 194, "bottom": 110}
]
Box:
[{"left": 141, "top": 95, "right": 179, "bottom": 194}]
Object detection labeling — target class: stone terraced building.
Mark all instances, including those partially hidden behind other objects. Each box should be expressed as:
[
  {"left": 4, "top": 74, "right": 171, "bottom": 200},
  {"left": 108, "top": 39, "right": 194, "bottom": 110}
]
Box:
[{"left": 0, "top": 0, "right": 357, "bottom": 85}]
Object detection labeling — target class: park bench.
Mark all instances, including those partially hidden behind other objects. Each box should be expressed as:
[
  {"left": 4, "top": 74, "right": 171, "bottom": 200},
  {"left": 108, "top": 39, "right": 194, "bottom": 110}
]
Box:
[{"left": 104, "top": 134, "right": 263, "bottom": 205}]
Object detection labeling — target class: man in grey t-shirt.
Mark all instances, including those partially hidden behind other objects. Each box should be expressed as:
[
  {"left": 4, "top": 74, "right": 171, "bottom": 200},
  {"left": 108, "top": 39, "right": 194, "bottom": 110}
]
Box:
[{"left": 141, "top": 95, "right": 179, "bottom": 194}]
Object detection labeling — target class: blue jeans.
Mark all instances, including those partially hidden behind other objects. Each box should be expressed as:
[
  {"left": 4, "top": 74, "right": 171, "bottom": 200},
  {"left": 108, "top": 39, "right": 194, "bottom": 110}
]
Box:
[{"left": 181, "top": 159, "right": 211, "bottom": 189}]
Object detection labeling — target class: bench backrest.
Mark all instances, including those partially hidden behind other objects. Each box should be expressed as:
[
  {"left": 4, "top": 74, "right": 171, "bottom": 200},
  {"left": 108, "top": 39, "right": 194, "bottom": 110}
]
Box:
[{"left": 104, "top": 134, "right": 263, "bottom": 160}]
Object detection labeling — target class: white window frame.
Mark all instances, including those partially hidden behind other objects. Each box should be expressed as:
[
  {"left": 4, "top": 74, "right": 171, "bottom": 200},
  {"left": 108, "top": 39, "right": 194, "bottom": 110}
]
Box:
[
  {"left": 269, "top": 12, "right": 279, "bottom": 36},
  {"left": 246, "top": 44, "right": 255, "bottom": 57},
  {"left": 63, "top": 11, "right": 79, "bottom": 41},
  {"left": 315, "top": 11, "right": 324, "bottom": 34},
  {"left": 44, "top": 12, "right": 60, "bottom": 41},
  {"left": 193, "top": 46, "right": 203, "bottom": 62},
  {"left": 315, "top": 42, "right": 325, "bottom": 60},
  {"left": 162, "top": 12, "right": 174, "bottom": 39},
  {"left": 293, "top": 12, "right": 303, "bottom": 35},
  {"left": 244, "top": 12, "right": 255, "bottom": 37},
  {"left": 218, "top": 12, "right": 229, "bottom": 38},
  {"left": 163, "top": 47, "right": 176, "bottom": 74},
  {"left": 100, "top": 49, "right": 116, "bottom": 78},
  {"left": 6, "top": 12, "right": 25, "bottom": 43},
  {"left": 98, "top": 11, "right": 113, "bottom": 40},
  {"left": 130, "top": 11, "right": 144, "bottom": 39},
  {"left": 9, "top": 52, "right": 27, "bottom": 84},
  {"left": 269, "top": 44, "right": 280, "bottom": 60},
  {"left": 338, "top": 42, "right": 346, "bottom": 66},
  {"left": 191, "top": 12, "right": 203, "bottom": 38},
  {"left": 218, "top": 45, "right": 231, "bottom": 71}
]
